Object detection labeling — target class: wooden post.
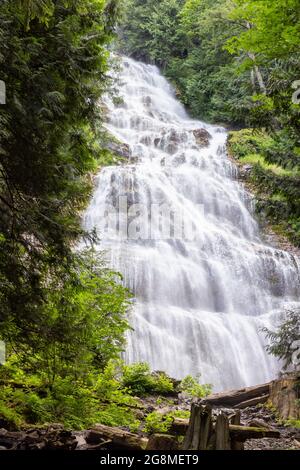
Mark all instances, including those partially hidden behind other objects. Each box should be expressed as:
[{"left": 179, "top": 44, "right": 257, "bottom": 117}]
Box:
[
  {"left": 182, "top": 402, "right": 197, "bottom": 450},
  {"left": 199, "top": 405, "right": 213, "bottom": 450},
  {"left": 215, "top": 413, "right": 231, "bottom": 450},
  {"left": 182, "top": 404, "right": 213, "bottom": 450},
  {"left": 230, "top": 411, "right": 244, "bottom": 450}
]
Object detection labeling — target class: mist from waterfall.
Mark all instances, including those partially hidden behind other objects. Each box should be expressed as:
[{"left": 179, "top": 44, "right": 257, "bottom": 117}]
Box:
[{"left": 84, "top": 57, "right": 300, "bottom": 391}]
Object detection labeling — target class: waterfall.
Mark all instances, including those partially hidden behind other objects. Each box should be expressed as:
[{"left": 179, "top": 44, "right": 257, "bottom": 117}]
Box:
[{"left": 84, "top": 57, "right": 300, "bottom": 391}]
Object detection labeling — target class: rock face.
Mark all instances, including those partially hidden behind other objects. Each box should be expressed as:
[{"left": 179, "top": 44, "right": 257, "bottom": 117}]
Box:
[
  {"left": 154, "top": 129, "right": 189, "bottom": 155},
  {"left": 105, "top": 141, "right": 131, "bottom": 159},
  {"left": 269, "top": 373, "right": 300, "bottom": 420},
  {"left": 192, "top": 128, "right": 212, "bottom": 148}
]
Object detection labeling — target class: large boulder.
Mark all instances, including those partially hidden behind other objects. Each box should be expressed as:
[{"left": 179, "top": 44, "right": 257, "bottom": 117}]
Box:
[{"left": 192, "top": 128, "right": 212, "bottom": 148}]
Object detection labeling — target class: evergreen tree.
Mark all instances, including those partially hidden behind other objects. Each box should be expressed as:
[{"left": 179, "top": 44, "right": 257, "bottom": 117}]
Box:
[{"left": 0, "top": 0, "right": 130, "bottom": 364}]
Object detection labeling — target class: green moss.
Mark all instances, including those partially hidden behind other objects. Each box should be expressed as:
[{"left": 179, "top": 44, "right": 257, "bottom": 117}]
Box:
[{"left": 284, "top": 419, "right": 300, "bottom": 429}]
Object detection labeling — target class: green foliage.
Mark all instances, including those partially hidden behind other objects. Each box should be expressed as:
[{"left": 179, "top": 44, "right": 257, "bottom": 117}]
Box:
[
  {"left": 228, "top": 129, "right": 300, "bottom": 246},
  {"left": 0, "top": 386, "right": 24, "bottom": 429},
  {"left": 178, "top": 375, "right": 212, "bottom": 398},
  {"left": 0, "top": 248, "right": 131, "bottom": 391},
  {"left": 122, "top": 363, "right": 174, "bottom": 396},
  {"left": 95, "top": 404, "right": 140, "bottom": 429},
  {"left": 262, "top": 310, "right": 300, "bottom": 370},
  {"left": 166, "top": 409, "right": 190, "bottom": 420},
  {"left": 225, "top": 1, "right": 300, "bottom": 234},
  {"left": 119, "top": 0, "right": 184, "bottom": 69},
  {"left": 284, "top": 419, "right": 300, "bottom": 429},
  {"left": 228, "top": 129, "right": 273, "bottom": 159},
  {"left": 226, "top": 0, "right": 300, "bottom": 63},
  {"left": 143, "top": 409, "right": 190, "bottom": 434},
  {"left": 0, "top": 356, "right": 141, "bottom": 430},
  {"left": 119, "top": 0, "right": 253, "bottom": 125},
  {"left": 144, "top": 411, "right": 173, "bottom": 434}
]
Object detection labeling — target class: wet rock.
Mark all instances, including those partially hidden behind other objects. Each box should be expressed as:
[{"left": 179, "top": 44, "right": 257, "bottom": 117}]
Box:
[
  {"left": 105, "top": 141, "right": 131, "bottom": 159},
  {"left": 142, "top": 96, "right": 152, "bottom": 107},
  {"left": 192, "top": 128, "right": 212, "bottom": 147},
  {"left": 166, "top": 142, "right": 178, "bottom": 154},
  {"left": 140, "top": 134, "right": 152, "bottom": 146},
  {"left": 169, "top": 129, "right": 184, "bottom": 144},
  {"left": 154, "top": 129, "right": 189, "bottom": 155},
  {"left": 173, "top": 154, "right": 186, "bottom": 166},
  {"left": 240, "top": 164, "right": 253, "bottom": 179},
  {"left": 128, "top": 155, "right": 139, "bottom": 164}
]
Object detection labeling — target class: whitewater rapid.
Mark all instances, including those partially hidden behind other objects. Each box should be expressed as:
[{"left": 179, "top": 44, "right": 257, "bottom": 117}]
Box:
[{"left": 84, "top": 57, "right": 300, "bottom": 391}]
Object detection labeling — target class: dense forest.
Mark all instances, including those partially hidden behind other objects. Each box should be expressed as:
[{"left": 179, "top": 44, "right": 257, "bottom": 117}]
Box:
[{"left": 0, "top": 0, "right": 299, "bottom": 448}]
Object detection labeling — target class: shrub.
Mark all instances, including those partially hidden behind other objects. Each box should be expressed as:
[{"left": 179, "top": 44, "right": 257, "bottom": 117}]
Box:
[
  {"left": 122, "top": 363, "right": 154, "bottom": 396},
  {"left": 95, "top": 403, "right": 140, "bottom": 429},
  {"left": 263, "top": 309, "right": 300, "bottom": 369},
  {"left": 122, "top": 363, "right": 174, "bottom": 396},
  {"left": 152, "top": 371, "right": 174, "bottom": 395},
  {"left": 0, "top": 386, "right": 24, "bottom": 429},
  {"left": 144, "top": 411, "right": 173, "bottom": 434},
  {"left": 166, "top": 409, "right": 190, "bottom": 420},
  {"left": 178, "top": 375, "right": 212, "bottom": 398}
]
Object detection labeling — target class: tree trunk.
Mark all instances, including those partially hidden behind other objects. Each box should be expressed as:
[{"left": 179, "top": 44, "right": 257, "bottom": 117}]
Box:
[
  {"left": 229, "top": 425, "right": 280, "bottom": 441},
  {"left": 86, "top": 425, "right": 148, "bottom": 451},
  {"left": 182, "top": 404, "right": 213, "bottom": 450},
  {"left": 203, "top": 382, "right": 270, "bottom": 407},
  {"left": 269, "top": 373, "right": 300, "bottom": 420},
  {"left": 172, "top": 417, "right": 280, "bottom": 442},
  {"left": 233, "top": 394, "right": 269, "bottom": 409},
  {"left": 245, "top": 21, "right": 266, "bottom": 94}
]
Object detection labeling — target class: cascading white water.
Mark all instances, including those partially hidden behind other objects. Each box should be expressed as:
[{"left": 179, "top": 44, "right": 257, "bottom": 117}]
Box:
[{"left": 84, "top": 57, "right": 300, "bottom": 391}]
